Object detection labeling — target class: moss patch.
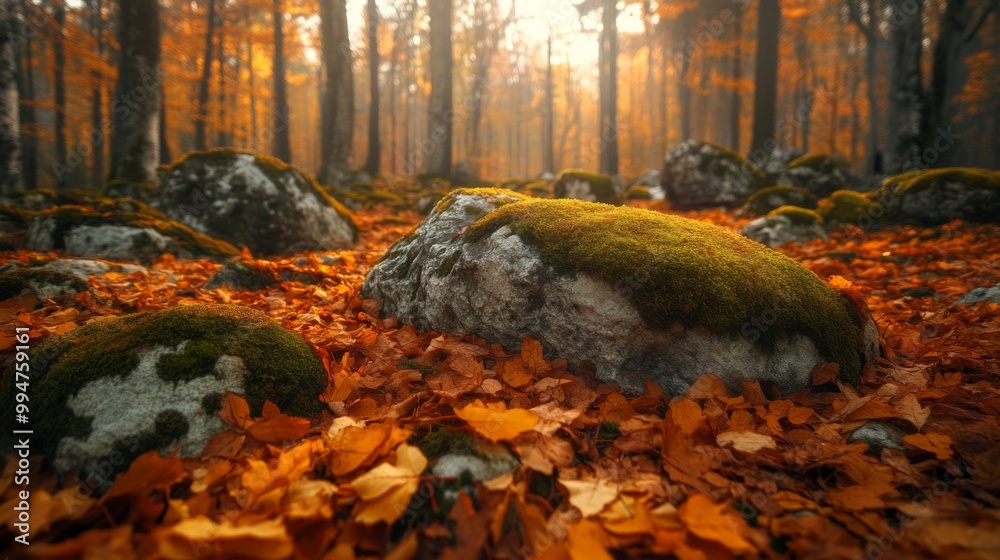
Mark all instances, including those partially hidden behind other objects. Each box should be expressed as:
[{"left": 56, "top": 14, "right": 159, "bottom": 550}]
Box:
[
  {"left": 432, "top": 187, "right": 530, "bottom": 215},
  {"left": 788, "top": 153, "right": 841, "bottom": 170},
  {"left": 816, "top": 190, "right": 876, "bottom": 224},
  {"left": 698, "top": 142, "right": 766, "bottom": 187},
  {"left": 464, "top": 199, "right": 864, "bottom": 383},
  {"left": 0, "top": 269, "right": 88, "bottom": 300},
  {"left": 742, "top": 186, "right": 818, "bottom": 215},
  {"left": 5, "top": 304, "right": 326, "bottom": 460},
  {"left": 555, "top": 169, "right": 621, "bottom": 204},
  {"left": 624, "top": 185, "right": 652, "bottom": 200},
  {"left": 882, "top": 167, "right": 1000, "bottom": 195},
  {"left": 768, "top": 206, "right": 824, "bottom": 226}
]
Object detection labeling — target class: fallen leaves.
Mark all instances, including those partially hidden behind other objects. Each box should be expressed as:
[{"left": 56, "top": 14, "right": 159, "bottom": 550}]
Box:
[
  {"left": 350, "top": 443, "right": 428, "bottom": 525},
  {"left": 455, "top": 400, "right": 539, "bottom": 442}
]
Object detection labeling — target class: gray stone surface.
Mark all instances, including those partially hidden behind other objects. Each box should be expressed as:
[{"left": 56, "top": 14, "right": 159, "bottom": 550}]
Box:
[
  {"left": 661, "top": 140, "right": 764, "bottom": 209},
  {"left": 740, "top": 214, "right": 829, "bottom": 248}
]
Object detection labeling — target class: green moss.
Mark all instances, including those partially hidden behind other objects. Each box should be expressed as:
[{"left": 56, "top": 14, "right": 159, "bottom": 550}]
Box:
[
  {"left": 109, "top": 409, "right": 191, "bottom": 472},
  {"left": 788, "top": 153, "right": 839, "bottom": 170},
  {"left": 6, "top": 304, "right": 327, "bottom": 460},
  {"left": 464, "top": 199, "right": 864, "bottom": 383},
  {"left": 816, "top": 190, "right": 876, "bottom": 223},
  {"left": 410, "top": 428, "right": 482, "bottom": 460},
  {"left": 742, "top": 185, "right": 818, "bottom": 215},
  {"left": 697, "top": 142, "right": 766, "bottom": 187},
  {"left": 201, "top": 392, "right": 224, "bottom": 415},
  {"left": 768, "top": 206, "right": 824, "bottom": 226},
  {"left": 432, "top": 187, "right": 530, "bottom": 215},
  {"left": 624, "top": 185, "right": 652, "bottom": 200},
  {"left": 883, "top": 167, "right": 1000, "bottom": 195},
  {"left": 0, "top": 269, "right": 88, "bottom": 300},
  {"left": 167, "top": 148, "right": 358, "bottom": 236},
  {"left": 435, "top": 251, "right": 462, "bottom": 278},
  {"left": 554, "top": 169, "right": 622, "bottom": 205},
  {"left": 524, "top": 181, "right": 552, "bottom": 198}
]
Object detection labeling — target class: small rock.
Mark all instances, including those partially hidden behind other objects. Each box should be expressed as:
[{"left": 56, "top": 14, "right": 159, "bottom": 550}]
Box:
[
  {"left": 0, "top": 269, "right": 89, "bottom": 300},
  {"left": 848, "top": 421, "right": 905, "bottom": 455},
  {"left": 958, "top": 285, "right": 1000, "bottom": 305},
  {"left": 740, "top": 208, "right": 828, "bottom": 248}
]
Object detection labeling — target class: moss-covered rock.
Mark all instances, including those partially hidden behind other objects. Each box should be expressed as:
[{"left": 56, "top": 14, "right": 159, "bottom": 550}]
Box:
[
  {"left": 784, "top": 153, "right": 859, "bottom": 198},
  {"left": 364, "top": 190, "right": 878, "bottom": 395},
  {"left": 661, "top": 140, "right": 766, "bottom": 209},
  {"left": 20, "top": 200, "right": 238, "bottom": 263},
  {"left": 738, "top": 185, "right": 818, "bottom": 217},
  {"left": 155, "top": 149, "right": 358, "bottom": 255},
  {"left": 0, "top": 304, "right": 326, "bottom": 480},
  {"left": 873, "top": 168, "right": 1000, "bottom": 225},
  {"left": 816, "top": 190, "right": 877, "bottom": 225},
  {"left": 740, "top": 207, "right": 828, "bottom": 248},
  {"left": 0, "top": 269, "right": 89, "bottom": 300},
  {"left": 553, "top": 169, "right": 623, "bottom": 205},
  {"left": 624, "top": 185, "right": 653, "bottom": 200}
]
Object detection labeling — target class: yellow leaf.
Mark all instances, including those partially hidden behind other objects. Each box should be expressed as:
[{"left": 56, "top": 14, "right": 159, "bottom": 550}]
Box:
[
  {"left": 455, "top": 401, "right": 539, "bottom": 442},
  {"left": 158, "top": 517, "right": 293, "bottom": 559},
  {"left": 715, "top": 431, "right": 777, "bottom": 454},
  {"left": 567, "top": 519, "right": 613, "bottom": 560},
  {"left": 896, "top": 393, "right": 930, "bottom": 430},
  {"left": 669, "top": 397, "right": 704, "bottom": 436},
  {"left": 559, "top": 477, "right": 619, "bottom": 518},
  {"left": 350, "top": 443, "right": 428, "bottom": 525}
]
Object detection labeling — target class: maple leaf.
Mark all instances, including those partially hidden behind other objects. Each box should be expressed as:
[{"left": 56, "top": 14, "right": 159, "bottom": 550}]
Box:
[
  {"left": 678, "top": 494, "right": 755, "bottom": 554},
  {"left": 350, "top": 443, "right": 428, "bottom": 525},
  {"left": 559, "top": 477, "right": 619, "bottom": 517},
  {"left": 103, "top": 450, "right": 185, "bottom": 501},
  {"left": 455, "top": 400, "right": 539, "bottom": 442},
  {"left": 903, "top": 432, "right": 954, "bottom": 460},
  {"left": 246, "top": 401, "right": 311, "bottom": 444}
]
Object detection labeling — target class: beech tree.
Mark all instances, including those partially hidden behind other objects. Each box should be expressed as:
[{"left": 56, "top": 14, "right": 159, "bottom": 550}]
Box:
[
  {"left": 318, "top": 0, "right": 353, "bottom": 184},
  {"left": 424, "top": 0, "right": 452, "bottom": 179},
  {"left": 0, "top": 0, "right": 21, "bottom": 194}
]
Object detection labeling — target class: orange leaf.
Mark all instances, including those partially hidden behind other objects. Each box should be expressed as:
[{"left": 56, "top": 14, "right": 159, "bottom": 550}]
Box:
[
  {"left": 678, "top": 494, "right": 755, "bottom": 554},
  {"left": 219, "top": 392, "right": 253, "bottom": 430},
  {"left": 903, "top": 433, "right": 954, "bottom": 460},
  {"left": 455, "top": 401, "right": 539, "bottom": 442},
  {"left": 521, "top": 337, "right": 551, "bottom": 376},
  {"left": 103, "top": 450, "right": 185, "bottom": 500},
  {"left": 247, "top": 412, "right": 311, "bottom": 444},
  {"left": 786, "top": 406, "right": 814, "bottom": 425},
  {"left": 669, "top": 397, "right": 704, "bottom": 437},
  {"left": 498, "top": 358, "right": 534, "bottom": 388}
]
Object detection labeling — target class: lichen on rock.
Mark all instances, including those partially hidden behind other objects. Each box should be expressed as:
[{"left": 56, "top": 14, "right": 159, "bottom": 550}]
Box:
[
  {"left": 363, "top": 189, "right": 878, "bottom": 396},
  {"left": 553, "top": 169, "right": 622, "bottom": 205}
]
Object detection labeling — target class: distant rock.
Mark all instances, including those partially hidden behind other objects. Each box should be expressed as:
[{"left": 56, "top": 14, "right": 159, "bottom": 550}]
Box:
[
  {"left": 758, "top": 148, "right": 806, "bottom": 181},
  {"left": 0, "top": 304, "right": 327, "bottom": 482},
  {"left": 363, "top": 188, "right": 878, "bottom": 396},
  {"left": 553, "top": 169, "right": 622, "bottom": 205},
  {"left": 738, "top": 185, "right": 818, "bottom": 217},
  {"left": 661, "top": 140, "right": 765, "bottom": 209},
  {"left": 740, "top": 206, "right": 828, "bottom": 248},
  {"left": 816, "top": 190, "right": 878, "bottom": 226},
  {"left": 873, "top": 168, "right": 1000, "bottom": 225},
  {"left": 0, "top": 269, "right": 89, "bottom": 300},
  {"left": 848, "top": 421, "right": 905, "bottom": 455},
  {"left": 958, "top": 285, "right": 1000, "bottom": 305},
  {"left": 783, "top": 154, "right": 860, "bottom": 198},
  {"left": 154, "top": 149, "right": 358, "bottom": 256}
]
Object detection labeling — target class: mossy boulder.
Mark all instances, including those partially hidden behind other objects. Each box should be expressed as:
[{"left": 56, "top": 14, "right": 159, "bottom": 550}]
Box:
[
  {"left": 553, "top": 169, "right": 623, "bottom": 205},
  {"left": 0, "top": 269, "right": 89, "bottom": 300},
  {"left": 661, "top": 140, "right": 766, "bottom": 209},
  {"left": 0, "top": 304, "right": 327, "bottom": 480},
  {"left": 154, "top": 149, "right": 358, "bottom": 255},
  {"left": 816, "top": 190, "right": 877, "bottom": 225},
  {"left": 740, "top": 206, "right": 828, "bottom": 248},
  {"left": 363, "top": 189, "right": 878, "bottom": 395},
  {"left": 738, "top": 185, "right": 818, "bottom": 217},
  {"left": 624, "top": 185, "right": 653, "bottom": 201},
  {"left": 873, "top": 168, "right": 1000, "bottom": 225},
  {"left": 784, "top": 154, "right": 859, "bottom": 198},
  {"left": 22, "top": 199, "right": 239, "bottom": 263}
]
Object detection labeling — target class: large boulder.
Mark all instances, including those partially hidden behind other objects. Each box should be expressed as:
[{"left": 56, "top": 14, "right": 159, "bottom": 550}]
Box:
[
  {"left": 816, "top": 190, "right": 878, "bottom": 226},
  {"left": 783, "top": 154, "right": 859, "bottom": 198},
  {"left": 737, "top": 185, "right": 818, "bottom": 217},
  {"left": 553, "top": 169, "right": 622, "bottom": 205},
  {"left": 20, "top": 199, "right": 239, "bottom": 263},
  {"left": 154, "top": 149, "right": 358, "bottom": 255},
  {"left": 0, "top": 305, "right": 327, "bottom": 479},
  {"left": 873, "top": 168, "right": 1000, "bottom": 225},
  {"left": 362, "top": 189, "right": 878, "bottom": 395},
  {"left": 661, "top": 140, "right": 766, "bottom": 209},
  {"left": 740, "top": 206, "right": 829, "bottom": 248}
]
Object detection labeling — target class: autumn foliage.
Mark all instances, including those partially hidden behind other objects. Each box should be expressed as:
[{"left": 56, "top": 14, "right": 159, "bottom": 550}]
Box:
[{"left": 0, "top": 204, "right": 999, "bottom": 559}]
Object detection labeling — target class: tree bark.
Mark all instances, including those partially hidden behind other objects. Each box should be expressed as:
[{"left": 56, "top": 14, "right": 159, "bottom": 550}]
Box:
[
  {"left": 271, "top": 0, "right": 291, "bottom": 162},
  {"left": 423, "top": 0, "right": 452, "bottom": 179},
  {"left": 363, "top": 0, "right": 379, "bottom": 176},
  {"left": 598, "top": 0, "right": 618, "bottom": 175},
  {"left": 0, "top": 1, "right": 21, "bottom": 194},
  {"left": 53, "top": 0, "right": 67, "bottom": 188},
  {"left": 542, "top": 32, "right": 555, "bottom": 174},
  {"left": 885, "top": 0, "right": 924, "bottom": 173},
  {"left": 88, "top": 0, "right": 105, "bottom": 187},
  {"left": 194, "top": 0, "right": 215, "bottom": 151},
  {"left": 318, "top": 0, "right": 353, "bottom": 184},
  {"left": 109, "top": 0, "right": 162, "bottom": 185},
  {"left": 749, "top": 0, "right": 780, "bottom": 161},
  {"left": 728, "top": 7, "right": 743, "bottom": 152},
  {"left": 17, "top": 0, "right": 37, "bottom": 190},
  {"left": 216, "top": 17, "right": 228, "bottom": 147}
]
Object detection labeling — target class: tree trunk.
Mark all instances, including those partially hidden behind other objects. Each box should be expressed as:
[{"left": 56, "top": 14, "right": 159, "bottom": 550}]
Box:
[
  {"left": 53, "top": 0, "right": 67, "bottom": 188},
  {"left": 363, "top": 0, "right": 379, "bottom": 176},
  {"left": 749, "top": 0, "right": 780, "bottom": 161},
  {"left": 89, "top": 0, "right": 105, "bottom": 188},
  {"left": 216, "top": 18, "right": 228, "bottom": 147},
  {"left": 728, "top": 7, "right": 743, "bottom": 152},
  {"left": 109, "top": 0, "right": 162, "bottom": 185},
  {"left": 423, "top": 0, "right": 452, "bottom": 179},
  {"left": 16, "top": 1, "right": 37, "bottom": 190},
  {"left": 0, "top": 1, "right": 21, "bottom": 194},
  {"left": 318, "top": 0, "right": 353, "bottom": 184},
  {"left": 885, "top": 0, "right": 925, "bottom": 173},
  {"left": 542, "top": 32, "right": 555, "bottom": 174},
  {"left": 159, "top": 79, "right": 171, "bottom": 164},
  {"left": 271, "top": 0, "right": 291, "bottom": 162},
  {"left": 195, "top": 0, "right": 215, "bottom": 151},
  {"left": 598, "top": 0, "right": 618, "bottom": 176},
  {"left": 677, "top": 8, "right": 692, "bottom": 142},
  {"left": 926, "top": 0, "right": 981, "bottom": 167}
]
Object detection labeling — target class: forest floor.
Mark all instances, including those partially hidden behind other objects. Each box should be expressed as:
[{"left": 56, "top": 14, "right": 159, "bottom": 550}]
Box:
[{"left": 1, "top": 201, "right": 999, "bottom": 559}]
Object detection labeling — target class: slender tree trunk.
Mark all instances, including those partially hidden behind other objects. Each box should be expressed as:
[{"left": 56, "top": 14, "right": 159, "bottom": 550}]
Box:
[
  {"left": 677, "top": 8, "right": 692, "bottom": 142},
  {"left": 159, "top": 80, "right": 170, "bottom": 164},
  {"left": 195, "top": 0, "right": 215, "bottom": 151},
  {"left": 363, "top": 0, "right": 379, "bottom": 176},
  {"left": 318, "top": 0, "right": 353, "bottom": 184},
  {"left": 16, "top": 1, "right": 36, "bottom": 190},
  {"left": 0, "top": 1, "right": 21, "bottom": 194},
  {"left": 926, "top": 0, "right": 981, "bottom": 167},
  {"left": 542, "top": 32, "right": 554, "bottom": 174},
  {"left": 88, "top": 0, "right": 105, "bottom": 187},
  {"left": 885, "top": 0, "right": 924, "bottom": 173},
  {"left": 598, "top": 0, "right": 618, "bottom": 175},
  {"left": 109, "top": 0, "right": 162, "bottom": 185},
  {"left": 53, "top": 0, "right": 67, "bottom": 188},
  {"left": 749, "top": 0, "right": 780, "bottom": 161},
  {"left": 271, "top": 0, "right": 291, "bottom": 162},
  {"left": 424, "top": 0, "right": 452, "bottom": 179},
  {"left": 245, "top": 6, "right": 257, "bottom": 151},
  {"left": 728, "top": 8, "right": 743, "bottom": 152},
  {"left": 216, "top": 18, "right": 227, "bottom": 147}
]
